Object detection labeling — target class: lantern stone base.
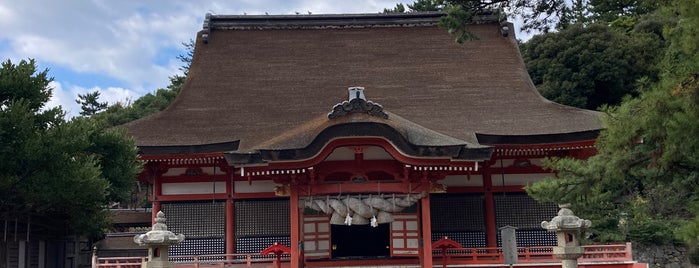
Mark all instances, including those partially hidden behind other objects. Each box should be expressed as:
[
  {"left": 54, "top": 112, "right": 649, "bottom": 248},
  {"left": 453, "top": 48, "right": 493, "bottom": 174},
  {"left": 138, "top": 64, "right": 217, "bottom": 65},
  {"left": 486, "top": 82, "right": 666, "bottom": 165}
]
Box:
[{"left": 143, "top": 260, "right": 174, "bottom": 268}]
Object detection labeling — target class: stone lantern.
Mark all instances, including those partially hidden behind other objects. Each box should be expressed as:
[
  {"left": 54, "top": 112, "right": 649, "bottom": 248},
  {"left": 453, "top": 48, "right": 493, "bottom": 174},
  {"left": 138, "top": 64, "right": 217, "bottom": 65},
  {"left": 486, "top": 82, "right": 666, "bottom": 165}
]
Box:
[
  {"left": 541, "top": 204, "right": 591, "bottom": 268},
  {"left": 134, "top": 211, "right": 185, "bottom": 268}
]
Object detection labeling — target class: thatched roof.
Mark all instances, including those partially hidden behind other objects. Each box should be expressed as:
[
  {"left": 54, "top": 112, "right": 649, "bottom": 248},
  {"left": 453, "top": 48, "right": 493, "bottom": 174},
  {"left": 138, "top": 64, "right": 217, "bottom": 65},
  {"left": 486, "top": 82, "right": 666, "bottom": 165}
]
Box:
[{"left": 124, "top": 12, "right": 601, "bottom": 156}]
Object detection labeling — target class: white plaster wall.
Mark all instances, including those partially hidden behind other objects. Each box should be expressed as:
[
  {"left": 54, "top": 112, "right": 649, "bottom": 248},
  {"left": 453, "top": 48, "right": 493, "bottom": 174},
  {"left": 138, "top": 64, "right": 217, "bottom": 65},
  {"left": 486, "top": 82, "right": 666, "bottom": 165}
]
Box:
[
  {"left": 161, "top": 181, "right": 226, "bottom": 195},
  {"left": 363, "top": 146, "right": 393, "bottom": 160},
  {"left": 438, "top": 174, "right": 484, "bottom": 187},
  {"left": 234, "top": 180, "right": 278, "bottom": 193}
]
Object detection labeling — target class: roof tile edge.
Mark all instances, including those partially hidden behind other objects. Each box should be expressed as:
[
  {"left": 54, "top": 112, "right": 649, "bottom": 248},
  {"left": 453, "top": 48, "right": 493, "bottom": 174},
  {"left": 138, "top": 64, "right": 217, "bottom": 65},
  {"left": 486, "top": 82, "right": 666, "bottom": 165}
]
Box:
[{"left": 204, "top": 11, "right": 503, "bottom": 31}]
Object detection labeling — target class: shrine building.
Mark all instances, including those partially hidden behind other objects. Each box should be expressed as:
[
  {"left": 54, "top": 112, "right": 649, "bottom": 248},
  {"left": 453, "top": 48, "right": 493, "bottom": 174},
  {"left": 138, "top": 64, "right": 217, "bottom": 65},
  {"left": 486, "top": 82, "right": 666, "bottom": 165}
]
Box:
[{"left": 118, "top": 12, "right": 640, "bottom": 268}]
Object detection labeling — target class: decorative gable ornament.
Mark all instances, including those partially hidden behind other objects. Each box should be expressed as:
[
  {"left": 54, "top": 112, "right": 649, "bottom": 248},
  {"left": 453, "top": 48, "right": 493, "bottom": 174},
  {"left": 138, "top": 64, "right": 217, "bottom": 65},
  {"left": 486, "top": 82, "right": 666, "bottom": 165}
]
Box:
[{"left": 328, "top": 87, "right": 389, "bottom": 119}]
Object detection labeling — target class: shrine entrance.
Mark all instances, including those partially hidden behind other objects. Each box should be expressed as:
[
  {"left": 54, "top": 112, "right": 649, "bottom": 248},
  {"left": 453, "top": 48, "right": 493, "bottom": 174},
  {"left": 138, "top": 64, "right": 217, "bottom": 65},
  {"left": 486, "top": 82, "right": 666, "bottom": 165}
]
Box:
[{"left": 331, "top": 223, "right": 390, "bottom": 259}]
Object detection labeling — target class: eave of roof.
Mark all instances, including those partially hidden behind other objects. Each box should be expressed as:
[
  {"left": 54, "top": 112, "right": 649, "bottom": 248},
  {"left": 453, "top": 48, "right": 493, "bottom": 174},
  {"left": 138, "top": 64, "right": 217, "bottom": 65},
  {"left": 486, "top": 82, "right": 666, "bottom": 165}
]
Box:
[
  {"left": 202, "top": 11, "right": 501, "bottom": 31},
  {"left": 137, "top": 140, "right": 239, "bottom": 155},
  {"left": 476, "top": 130, "right": 601, "bottom": 145},
  {"left": 225, "top": 109, "right": 493, "bottom": 165},
  {"left": 124, "top": 12, "right": 603, "bottom": 155}
]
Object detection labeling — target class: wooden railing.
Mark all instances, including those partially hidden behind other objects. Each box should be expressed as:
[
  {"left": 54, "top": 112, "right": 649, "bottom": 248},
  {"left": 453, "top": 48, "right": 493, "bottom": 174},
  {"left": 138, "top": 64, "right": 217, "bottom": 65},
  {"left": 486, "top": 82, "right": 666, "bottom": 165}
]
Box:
[
  {"left": 172, "top": 253, "right": 290, "bottom": 267},
  {"left": 580, "top": 243, "right": 634, "bottom": 262},
  {"left": 433, "top": 243, "right": 634, "bottom": 264},
  {"left": 95, "top": 253, "right": 290, "bottom": 268},
  {"left": 95, "top": 257, "right": 145, "bottom": 268},
  {"left": 95, "top": 243, "right": 633, "bottom": 268}
]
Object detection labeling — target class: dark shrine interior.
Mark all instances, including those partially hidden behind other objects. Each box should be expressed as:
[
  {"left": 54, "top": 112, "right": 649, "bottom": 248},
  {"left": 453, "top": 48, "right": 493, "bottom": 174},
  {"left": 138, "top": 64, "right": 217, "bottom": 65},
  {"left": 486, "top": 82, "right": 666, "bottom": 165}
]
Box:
[{"left": 330, "top": 223, "right": 390, "bottom": 259}]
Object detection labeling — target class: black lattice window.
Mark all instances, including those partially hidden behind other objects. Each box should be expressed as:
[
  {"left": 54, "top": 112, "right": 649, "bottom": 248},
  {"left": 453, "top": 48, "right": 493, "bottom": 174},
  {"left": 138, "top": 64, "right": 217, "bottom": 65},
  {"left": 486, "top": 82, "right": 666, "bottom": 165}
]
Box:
[
  {"left": 235, "top": 199, "right": 290, "bottom": 254},
  {"left": 496, "top": 229, "right": 556, "bottom": 247},
  {"left": 430, "top": 194, "right": 486, "bottom": 246},
  {"left": 170, "top": 237, "right": 225, "bottom": 256},
  {"left": 162, "top": 201, "right": 226, "bottom": 256},
  {"left": 494, "top": 193, "right": 557, "bottom": 247},
  {"left": 430, "top": 194, "right": 485, "bottom": 232},
  {"left": 235, "top": 236, "right": 292, "bottom": 255},
  {"left": 494, "top": 193, "right": 557, "bottom": 229}
]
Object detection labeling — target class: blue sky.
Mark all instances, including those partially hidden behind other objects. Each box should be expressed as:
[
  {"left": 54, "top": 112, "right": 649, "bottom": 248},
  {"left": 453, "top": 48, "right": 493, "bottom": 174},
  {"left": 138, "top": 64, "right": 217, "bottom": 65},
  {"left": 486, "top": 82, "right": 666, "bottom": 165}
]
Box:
[{"left": 0, "top": 1, "right": 531, "bottom": 118}]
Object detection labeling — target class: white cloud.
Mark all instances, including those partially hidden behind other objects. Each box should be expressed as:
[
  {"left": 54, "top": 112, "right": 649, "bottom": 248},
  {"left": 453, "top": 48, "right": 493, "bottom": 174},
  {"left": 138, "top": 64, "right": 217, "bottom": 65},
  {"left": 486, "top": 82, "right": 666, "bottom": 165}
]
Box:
[
  {"left": 0, "top": 3, "right": 14, "bottom": 25},
  {"left": 3, "top": 0, "right": 410, "bottom": 116},
  {"left": 0, "top": 1, "right": 198, "bottom": 92},
  {"left": 46, "top": 81, "right": 139, "bottom": 119},
  {"left": 1, "top": 1, "right": 402, "bottom": 83},
  {"left": 98, "top": 87, "right": 140, "bottom": 106},
  {"left": 46, "top": 81, "right": 70, "bottom": 113}
]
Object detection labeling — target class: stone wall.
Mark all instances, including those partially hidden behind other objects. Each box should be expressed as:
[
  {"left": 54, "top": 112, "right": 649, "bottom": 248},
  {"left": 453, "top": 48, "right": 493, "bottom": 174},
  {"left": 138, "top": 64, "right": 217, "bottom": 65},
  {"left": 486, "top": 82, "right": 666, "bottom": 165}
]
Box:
[{"left": 634, "top": 244, "right": 697, "bottom": 268}]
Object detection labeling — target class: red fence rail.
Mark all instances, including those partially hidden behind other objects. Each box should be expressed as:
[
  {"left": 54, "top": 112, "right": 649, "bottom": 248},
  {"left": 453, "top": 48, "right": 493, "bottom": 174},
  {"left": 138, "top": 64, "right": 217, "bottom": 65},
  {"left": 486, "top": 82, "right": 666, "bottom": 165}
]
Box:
[
  {"left": 95, "top": 257, "right": 145, "bottom": 268},
  {"left": 96, "top": 253, "right": 289, "bottom": 268},
  {"left": 433, "top": 243, "right": 633, "bottom": 264},
  {"left": 95, "top": 243, "right": 634, "bottom": 268}
]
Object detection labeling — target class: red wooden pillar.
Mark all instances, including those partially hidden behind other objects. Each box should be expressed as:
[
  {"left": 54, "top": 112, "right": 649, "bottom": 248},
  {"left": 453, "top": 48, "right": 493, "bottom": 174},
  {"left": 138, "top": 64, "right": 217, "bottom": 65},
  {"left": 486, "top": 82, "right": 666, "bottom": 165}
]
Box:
[
  {"left": 151, "top": 201, "right": 161, "bottom": 223},
  {"left": 483, "top": 163, "right": 497, "bottom": 247},
  {"left": 420, "top": 195, "right": 433, "bottom": 268},
  {"left": 226, "top": 175, "right": 235, "bottom": 259},
  {"left": 290, "top": 185, "right": 300, "bottom": 268},
  {"left": 226, "top": 198, "right": 235, "bottom": 258},
  {"left": 152, "top": 176, "right": 161, "bottom": 224}
]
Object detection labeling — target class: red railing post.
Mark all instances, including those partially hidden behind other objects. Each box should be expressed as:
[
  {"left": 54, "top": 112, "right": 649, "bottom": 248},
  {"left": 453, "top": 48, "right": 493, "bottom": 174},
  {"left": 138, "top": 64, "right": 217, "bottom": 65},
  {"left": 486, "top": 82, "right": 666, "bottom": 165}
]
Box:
[
  {"left": 625, "top": 242, "right": 632, "bottom": 259},
  {"left": 523, "top": 247, "right": 529, "bottom": 261}
]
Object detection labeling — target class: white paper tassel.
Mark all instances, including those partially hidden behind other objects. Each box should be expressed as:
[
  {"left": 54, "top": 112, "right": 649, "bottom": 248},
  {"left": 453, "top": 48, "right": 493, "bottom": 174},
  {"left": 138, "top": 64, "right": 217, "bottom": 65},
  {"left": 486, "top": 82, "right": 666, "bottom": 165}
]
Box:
[
  {"left": 370, "top": 215, "right": 378, "bottom": 227},
  {"left": 344, "top": 213, "right": 352, "bottom": 226}
]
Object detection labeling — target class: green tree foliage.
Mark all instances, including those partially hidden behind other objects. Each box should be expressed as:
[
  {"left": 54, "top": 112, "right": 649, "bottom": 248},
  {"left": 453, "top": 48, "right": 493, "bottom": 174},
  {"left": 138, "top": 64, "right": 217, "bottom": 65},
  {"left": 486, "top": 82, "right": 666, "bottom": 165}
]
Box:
[
  {"left": 520, "top": 0, "right": 671, "bottom": 109},
  {"left": 90, "top": 87, "right": 181, "bottom": 127},
  {"left": 408, "top": 0, "right": 445, "bottom": 11},
  {"left": 521, "top": 23, "right": 663, "bottom": 109},
  {"left": 383, "top": 3, "right": 406, "bottom": 13},
  {"left": 589, "top": 0, "right": 663, "bottom": 24},
  {"left": 90, "top": 39, "right": 193, "bottom": 127},
  {"left": 0, "top": 59, "right": 141, "bottom": 238},
  {"left": 384, "top": 0, "right": 445, "bottom": 13},
  {"left": 526, "top": 0, "right": 699, "bottom": 249},
  {"left": 76, "top": 90, "right": 108, "bottom": 116},
  {"left": 383, "top": 1, "right": 600, "bottom": 43},
  {"left": 438, "top": 0, "right": 593, "bottom": 43}
]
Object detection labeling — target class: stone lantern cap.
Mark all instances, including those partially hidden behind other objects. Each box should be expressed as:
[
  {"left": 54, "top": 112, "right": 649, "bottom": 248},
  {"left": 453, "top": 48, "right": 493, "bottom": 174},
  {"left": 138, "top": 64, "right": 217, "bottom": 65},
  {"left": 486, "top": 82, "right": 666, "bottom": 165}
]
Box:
[
  {"left": 134, "top": 211, "right": 185, "bottom": 246},
  {"left": 541, "top": 204, "right": 592, "bottom": 231}
]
